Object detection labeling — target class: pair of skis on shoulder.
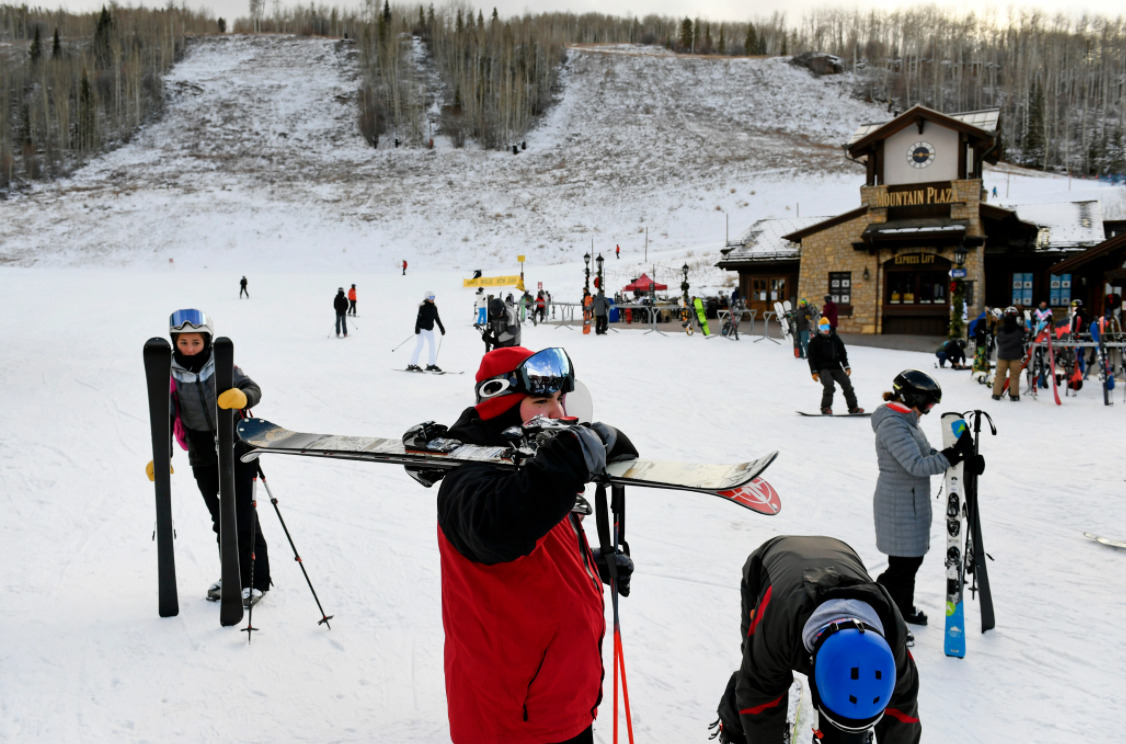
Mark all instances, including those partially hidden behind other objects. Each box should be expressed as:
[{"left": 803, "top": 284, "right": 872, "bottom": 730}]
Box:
[
  {"left": 143, "top": 337, "right": 244, "bottom": 626},
  {"left": 940, "top": 411, "right": 996, "bottom": 658}
]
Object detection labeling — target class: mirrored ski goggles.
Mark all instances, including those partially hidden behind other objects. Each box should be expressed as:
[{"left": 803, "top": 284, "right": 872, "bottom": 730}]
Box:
[
  {"left": 476, "top": 347, "right": 576, "bottom": 402},
  {"left": 169, "top": 308, "right": 211, "bottom": 332}
]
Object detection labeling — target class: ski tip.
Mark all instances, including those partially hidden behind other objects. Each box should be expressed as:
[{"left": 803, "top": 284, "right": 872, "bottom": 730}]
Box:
[{"left": 715, "top": 478, "right": 781, "bottom": 516}]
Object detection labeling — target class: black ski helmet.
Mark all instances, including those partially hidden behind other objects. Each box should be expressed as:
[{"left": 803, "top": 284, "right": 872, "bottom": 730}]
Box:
[
  {"left": 892, "top": 369, "right": 942, "bottom": 412},
  {"left": 488, "top": 298, "right": 506, "bottom": 319}
]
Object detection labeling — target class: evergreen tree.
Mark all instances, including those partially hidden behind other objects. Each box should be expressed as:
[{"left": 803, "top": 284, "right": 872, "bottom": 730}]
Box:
[
  {"left": 745, "top": 24, "right": 758, "bottom": 55},
  {"left": 29, "top": 25, "right": 41, "bottom": 63},
  {"left": 717, "top": 26, "right": 725, "bottom": 55},
  {"left": 93, "top": 6, "right": 114, "bottom": 69},
  {"left": 52, "top": 28, "right": 61, "bottom": 58},
  {"left": 382, "top": 0, "right": 390, "bottom": 26},
  {"left": 678, "top": 17, "right": 692, "bottom": 51},
  {"left": 217, "top": 18, "right": 226, "bottom": 33},
  {"left": 703, "top": 23, "right": 711, "bottom": 53}
]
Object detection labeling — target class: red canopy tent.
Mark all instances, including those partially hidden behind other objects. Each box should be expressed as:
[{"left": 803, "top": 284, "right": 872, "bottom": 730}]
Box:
[{"left": 621, "top": 273, "right": 667, "bottom": 292}]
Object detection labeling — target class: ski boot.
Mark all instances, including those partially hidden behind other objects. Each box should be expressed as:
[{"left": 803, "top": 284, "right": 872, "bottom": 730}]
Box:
[
  {"left": 406, "top": 364, "right": 422, "bottom": 372},
  {"left": 821, "top": 407, "right": 832, "bottom": 415},
  {"left": 206, "top": 579, "right": 222, "bottom": 602},
  {"left": 991, "top": 394, "right": 1002, "bottom": 400},
  {"left": 903, "top": 607, "right": 928, "bottom": 626},
  {"left": 242, "top": 587, "right": 266, "bottom": 608},
  {"left": 848, "top": 407, "right": 865, "bottom": 414},
  {"left": 426, "top": 364, "right": 442, "bottom": 373}
]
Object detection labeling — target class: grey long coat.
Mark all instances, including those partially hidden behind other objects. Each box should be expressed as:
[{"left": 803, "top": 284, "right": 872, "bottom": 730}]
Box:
[{"left": 871, "top": 403, "right": 950, "bottom": 557}]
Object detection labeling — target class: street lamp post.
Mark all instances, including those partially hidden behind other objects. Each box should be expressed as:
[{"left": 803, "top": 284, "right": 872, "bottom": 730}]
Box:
[
  {"left": 950, "top": 243, "right": 968, "bottom": 340},
  {"left": 583, "top": 252, "right": 591, "bottom": 295},
  {"left": 595, "top": 254, "right": 604, "bottom": 292},
  {"left": 681, "top": 263, "right": 690, "bottom": 305}
]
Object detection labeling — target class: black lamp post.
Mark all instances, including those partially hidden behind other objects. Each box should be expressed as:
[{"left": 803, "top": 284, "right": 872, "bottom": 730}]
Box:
[
  {"left": 950, "top": 243, "right": 968, "bottom": 340},
  {"left": 681, "top": 263, "right": 690, "bottom": 305},
  {"left": 954, "top": 245, "right": 968, "bottom": 267},
  {"left": 595, "top": 254, "right": 604, "bottom": 291},
  {"left": 583, "top": 252, "right": 591, "bottom": 294}
]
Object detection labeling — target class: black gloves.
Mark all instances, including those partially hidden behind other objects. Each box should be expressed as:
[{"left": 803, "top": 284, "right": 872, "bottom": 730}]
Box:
[
  {"left": 593, "top": 546, "right": 634, "bottom": 596},
  {"left": 941, "top": 430, "right": 975, "bottom": 467},
  {"left": 566, "top": 423, "right": 640, "bottom": 482},
  {"left": 402, "top": 421, "right": 449, "bottom": 487},
  {"left": 964, "top": 454, "right": 986, "bottom": 476}
]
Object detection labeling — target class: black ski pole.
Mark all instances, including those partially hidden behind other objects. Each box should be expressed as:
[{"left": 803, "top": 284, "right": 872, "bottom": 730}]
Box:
[
  {"left": 391, "top": 335, "right": 413, "bottom": 352},
  {"left": 257, "top": 467, "right": 333, "bottom": 629},
  {"left": 242, "top": 470, "right": 261, "bottom": 642},
  {"left": 964, "top": 409, "right": 997, "bottom": 633}
]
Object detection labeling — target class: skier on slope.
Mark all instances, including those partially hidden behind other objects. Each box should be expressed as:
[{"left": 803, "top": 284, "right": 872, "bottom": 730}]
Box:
[
  {"left": 333, "top": 287, "right": 349, "bottom": 338},
  {"left": 808, "top": 318, "right": 863, "bottom": 414},
  {"left": 712, "top": 535, "right": 921, "bottom": 744},
  {"left": 407, "top": 291, "right": 446, "bottom": 372},
  {"left": 147, "top": 309, "right": 272, "bottom": 607},
  {"left": 402, "top": 347, "right": 637, "bottom": 743},
  {"left": 872, "top": 370, "right": 979, "bottom": 638}
]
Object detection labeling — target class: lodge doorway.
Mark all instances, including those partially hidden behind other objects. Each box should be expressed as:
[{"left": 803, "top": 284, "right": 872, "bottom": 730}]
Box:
[{"left": 881, "top": 253, "right": 951, "bottom": 335}]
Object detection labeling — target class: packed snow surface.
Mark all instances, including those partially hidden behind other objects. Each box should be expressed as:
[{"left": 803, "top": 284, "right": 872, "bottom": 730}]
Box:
[{"left": 1, "top": 34, "right": 1124, "bottom": 744}]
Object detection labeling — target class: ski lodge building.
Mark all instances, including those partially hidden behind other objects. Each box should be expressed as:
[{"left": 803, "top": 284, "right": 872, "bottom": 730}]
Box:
[{"left": 718, "top": 104, "right": 1120, "bottom": 335}]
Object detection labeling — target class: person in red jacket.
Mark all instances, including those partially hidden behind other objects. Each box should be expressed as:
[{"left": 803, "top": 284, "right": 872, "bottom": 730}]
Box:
[{"left": 411, "top": 346, "right": 636, "bottom": 744}]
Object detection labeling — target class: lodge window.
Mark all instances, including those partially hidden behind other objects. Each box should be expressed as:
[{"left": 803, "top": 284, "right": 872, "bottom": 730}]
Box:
[
  {"left": 887, "top": 271, "right": 948, "bottom": 306},
  {"left": 828, "top": 272, "right": 853, "bottom": 315},
  {"left": 1049, "top": 274, "right": 1072, "bottom": 307}
]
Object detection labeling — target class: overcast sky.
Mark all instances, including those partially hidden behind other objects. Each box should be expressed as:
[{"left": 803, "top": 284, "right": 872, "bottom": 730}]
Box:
[{"left": 41, "top": 0, "right": 1126, "bottom": 25}]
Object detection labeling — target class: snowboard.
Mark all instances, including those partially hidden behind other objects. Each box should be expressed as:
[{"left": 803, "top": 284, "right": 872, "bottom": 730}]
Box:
[
  {"left": 236, "top": 418, "right": 782, "bottom": 515},
  {"left": 785, "top": 678, "right": 806, "bottom": 744},
  {"left": 1084, "top": 532, "right": 1126, "bottom": 550},
  {"left": 143, "top": 338, "right": 179, "bottom": 618},
  {"left": 940, "top": 413, "right": 968, "bottom": 658},
  {"left": 693, "top": 297, "right": 710, "bottom": 336},
  {"left": 796, "top": 411, "right": 871, "bottom": 417}
]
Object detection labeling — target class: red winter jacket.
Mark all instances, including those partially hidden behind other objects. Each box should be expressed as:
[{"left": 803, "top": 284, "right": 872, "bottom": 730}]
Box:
[{"left": 436, "top": 407, "right": 605, "bottom": 743}]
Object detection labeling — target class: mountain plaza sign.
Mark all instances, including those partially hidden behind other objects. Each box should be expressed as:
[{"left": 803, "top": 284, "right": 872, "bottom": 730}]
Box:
[{"left": 873, "top": 183, "right": 957, "bottom": 208}]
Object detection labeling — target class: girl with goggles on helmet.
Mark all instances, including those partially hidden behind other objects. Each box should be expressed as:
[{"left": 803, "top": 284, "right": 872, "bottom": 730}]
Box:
[
  {"left": 713, "top": 536, "right": 920, "bottom": 744},
  {"left": 147, "top": 309, "right": 272, "bottom": 607},
  {"left": 413, "top": 347, "right": 637, "bottom": 744}
]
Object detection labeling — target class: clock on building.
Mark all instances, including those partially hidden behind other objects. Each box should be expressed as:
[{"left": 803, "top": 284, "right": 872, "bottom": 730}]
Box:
[{"left": 907, "top": 141, "right": 936, "bottom": 168}]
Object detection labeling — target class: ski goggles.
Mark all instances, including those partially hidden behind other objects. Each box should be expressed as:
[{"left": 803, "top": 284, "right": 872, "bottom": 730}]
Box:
[
  {"left": 476, "top": 348, "right": 576, "bottom": 403},
  {"left": 169, "top": 308, "right": 212, "bottom": 332}
]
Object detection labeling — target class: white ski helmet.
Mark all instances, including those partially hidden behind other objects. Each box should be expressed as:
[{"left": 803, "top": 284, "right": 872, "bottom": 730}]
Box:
[
  {"left": 169, "top": 308, "right": 214, "bottom": 338},
  {"left": 425, "top": 290, "right": 436, "bottom": 301}
]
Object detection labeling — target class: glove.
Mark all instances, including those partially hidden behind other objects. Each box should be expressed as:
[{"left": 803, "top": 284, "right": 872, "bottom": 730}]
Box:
[
  {"left": 593, "top": 546, "right": 634, "bottom": 596},
  {"left": 415, "top": 329, "right": 420, "bottom": 334},
  {"left": 588, "top": 422, "right": 639, "bottom": 464},
  {"left": 568, "top": 426, "right": 608, "bottom": 481},
  {"left": 846, "top": 367, "right": 852, "bottom": 377},
  {"left": 812, "top": 373, "right": 820, "bottom": 382},
  {"left": 955, "top": 429, "right": 975, "bottom": 457},
  {"left": 402, "top": 422, "right": 449, "bottom": 487},
  {"left": 217, "top": 388, "right": 248, "bottom": 410},
  {"left": 145, "top": 460, "right": 173, "bottom": 481},
  {"left": 940, "top": 445, "right": 963, "bottom": 466},
  {"left": 964, "top": 454, "right": 986, "bottom": 476},
  {"left": 441, "top": 329, "right": 446, "bottom": 335}
]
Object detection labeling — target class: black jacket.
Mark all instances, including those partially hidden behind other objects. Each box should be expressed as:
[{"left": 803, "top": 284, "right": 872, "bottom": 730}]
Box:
[
  {"left": 415, "top": 301, "right": 446, "bottom": 333},
  {"left": 995, "top": 323, "right": 1026, "bottom": 361},
  {"left": 333, "top": 292, "right": 348, "bottom": 314},
  {"left": 438, "top": 407, "right": 588, "bottom": 564},
  {"left": 719, "top": 536, "right": 921, "bottom": 744},
  {"left": 808, "top": 332, "right": 850, "bottom": 373}
]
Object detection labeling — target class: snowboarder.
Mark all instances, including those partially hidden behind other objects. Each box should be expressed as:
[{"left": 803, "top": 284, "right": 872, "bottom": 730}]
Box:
[
  {"left": 482, "top": 297, "right": 520, "bottom": 351},
  {"left": 808, "top": 318, "right": 862, "bottom": 414},
  {"left": 410, "top": 346, "right": 637, "bottom": 744},
  {"left": 149, "top": 309, "right": 271, "bottom": 607},
  {"left": 333, "top": 288, "right": 349, "bottom": 338},
  {"left": 239, "top": 276, "right": 249, "bottom": 299},
  {"left": 347, "top": 284, "right": 357, "bottom": 316},
  {"left": 408, "top": 291, "right": 446, "bottom": 372},
  {"left": 992, "top": 307, "right": 1025, "bottom": 401},
  {"left": 712, "top": 535, "right": 921, "bottom": 744},
  {"left": 934, "top": 338, "right": 967, "bottom": 369},
  {"left": 535, "top": 291, "right": 547, "bottom": 323},
  {"left": 795, "top": 299, "right": 813, "bottom": 358},
  {"left": 592, "top": 288, "right": 610, "bottom": 335},
  {"left": 872, "top": 370, "right": 977, "bottom": 632}
]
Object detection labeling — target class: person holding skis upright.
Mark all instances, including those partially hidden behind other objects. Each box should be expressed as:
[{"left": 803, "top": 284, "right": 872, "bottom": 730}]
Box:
[
  {"left": 405, "top": 346, "right": 637, "bottom": 744},
  {"left": 333, "top": 287, "right": 349, "bottom": 338},
  {"left": 712, "top": 535, "right": 921, "bottom": 744},
  {"left": 408, "top": 291, "right": 446, "bottom": 372},
  {"left": 992, "top": 307, "right": 1026, "bottom": 401},
  {"left": 872, "top": 370, "right": 977, "bottom": 637},
  {"left": 808, "top": 318, "right": 862, "bottom": 414},
  {"left": 148, "top": 309, "right": 272, "bottom": 607}
]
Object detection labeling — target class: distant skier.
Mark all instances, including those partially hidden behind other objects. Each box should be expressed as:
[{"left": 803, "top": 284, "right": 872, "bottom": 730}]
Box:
[
  {"left": 592, "top": 288, "right": 610, "bottom": 335},
  {"left": 794, "top": 299, "right": 813, "bottom": 358},
  {"left": 333, "top": 287, "right": 349, "bottom": 338},
  {"left": 808, "top": 318, "right": 862, "bottom": 414},
  {"left": 615, "top": 243, "right": 620, "bottom": 259},
  {"left": 712, "top": 535, "right": 921, "bottom": 744},
  {"left": 347, "top": 284, "right": 358, "bottom": 316},
  {"left": 239, "top": 275, "right": 249, "bottom": 299},
  {"left": 402, "top": 259, "right": 408, "bottom": 276},
  {"left": 992, "top": 306, "right": 1025, "bottom": 400},
  {"left": 408, "top": 291, "right": 446, "bottom": 372},
  {"left": 153, "top": 309, "right": 271, "bottom": 607},
  {"left": 474, "top": 288, "right": 488, "bottom": 326},
  {"left": 481, "top": 297, "right": 520, "bottom": 351}
]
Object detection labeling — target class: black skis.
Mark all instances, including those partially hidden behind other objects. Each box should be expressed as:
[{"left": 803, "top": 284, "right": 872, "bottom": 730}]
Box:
[
  {"left": 963, "top": 410, "right": 996, "bottom": 633},
  {"left": 143, "top": 338, "right": 179, "bottom": 617},
  {"left": 213, "top": 337, "right": 243, "bottom": 627}
]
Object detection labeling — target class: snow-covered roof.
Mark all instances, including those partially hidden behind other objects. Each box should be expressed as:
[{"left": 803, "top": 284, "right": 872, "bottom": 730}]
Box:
[
  {"left": 721, "top": 216, "right": 825, "bottom": 262},
  {"left": 1013, "top": 200, "right": 1105, "bottom": 250},
  {"left": 846, "top": 107, "right": 999, "bottom": 147}
]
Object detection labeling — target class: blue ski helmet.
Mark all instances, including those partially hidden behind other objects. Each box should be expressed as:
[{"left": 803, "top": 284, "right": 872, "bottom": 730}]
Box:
[{"left": 810, "top": 622, "right": 896, "bottom": 733}]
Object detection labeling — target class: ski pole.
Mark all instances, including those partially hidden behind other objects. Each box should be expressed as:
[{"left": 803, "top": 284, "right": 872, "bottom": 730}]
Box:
[
  {"left": 257, "top": 467, "right": 334, "bottom": 629},
  {"left": 242, "top": 471, "right": 261, "bottom": 642},
  {"left": 610, "top": 483, "right": 636, "bottom": 744},
  {"left": 391, "top": 335, "right": 413, "bottom": 352},
  {"left": 434, "top": 333, "right": 444, "bottom": 363}
]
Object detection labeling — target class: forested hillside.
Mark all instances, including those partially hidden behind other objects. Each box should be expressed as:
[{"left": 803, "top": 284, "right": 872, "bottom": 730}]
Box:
[{"left": 2, "top": 3, "right": 1124, "bottom": 191}]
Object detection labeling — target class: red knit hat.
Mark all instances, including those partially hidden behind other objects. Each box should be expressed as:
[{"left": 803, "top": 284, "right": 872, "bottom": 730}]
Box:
[{"left": 474, "top": 346, "right": 535, "bottom": 420}]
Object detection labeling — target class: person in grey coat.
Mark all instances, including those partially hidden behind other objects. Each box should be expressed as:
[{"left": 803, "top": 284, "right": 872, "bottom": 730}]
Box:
[
  {"left": 592, "top": 289, "right": 611, "bottom": 335},
  {"left": 871, "top": 369, "right": 974, "bottom": 632}
]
